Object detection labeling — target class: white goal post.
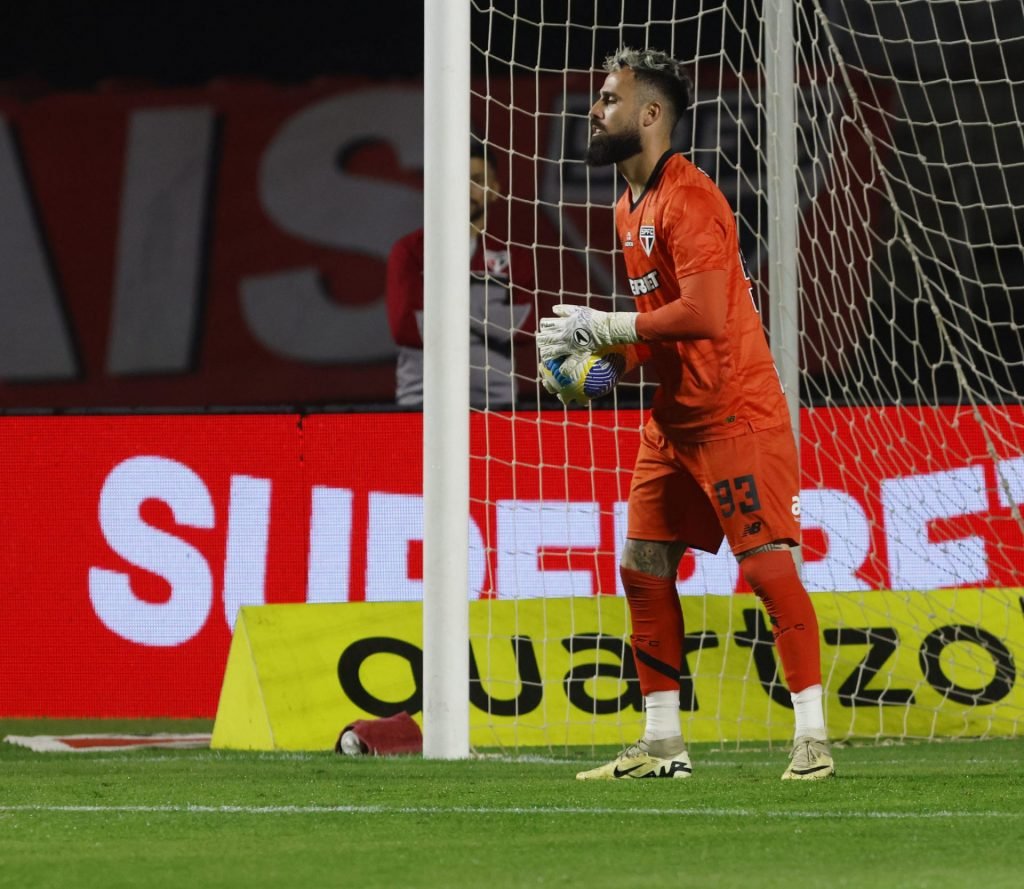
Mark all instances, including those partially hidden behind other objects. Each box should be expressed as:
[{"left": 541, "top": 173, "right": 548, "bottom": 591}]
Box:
[
  {"left": 764, "top": 0, "right": 800, "bottom": 439},
  {"left": 422, "top": 0, "right": 471, "bottom": 759},
  {"left": 421, "top": 0, "right": 1024, "bottom": 756}
]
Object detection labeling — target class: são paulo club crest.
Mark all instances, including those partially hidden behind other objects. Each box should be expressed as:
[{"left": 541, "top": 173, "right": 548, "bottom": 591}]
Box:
[
  {"left": 639, "top": 224, "right": 655, "bottom": 256},
  {"left": 484, "top": 248, "right": 511, "bottom": 277}
]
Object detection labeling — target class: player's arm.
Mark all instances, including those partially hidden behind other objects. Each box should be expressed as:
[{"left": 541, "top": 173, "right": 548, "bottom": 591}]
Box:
[
  {"left": 536, "top": 272, "right": 725, "bottom": 361},
  {"left": 385, "top": 232, "right": 426, "bottom": 349},
  {"left": 634, "top": 269, "right": 728, "bottom": 341},
  {"left": 637, "top": 190, "right": 731, "bottom": 342}
]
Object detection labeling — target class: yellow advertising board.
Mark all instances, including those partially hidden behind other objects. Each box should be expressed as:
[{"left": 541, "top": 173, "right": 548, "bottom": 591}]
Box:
[{"left": 211, "top": 590, "right": 1024, "bottom": 751}]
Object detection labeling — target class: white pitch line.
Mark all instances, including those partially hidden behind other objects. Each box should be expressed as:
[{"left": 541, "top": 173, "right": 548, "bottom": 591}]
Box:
[{"left": 0, "top": 803, "right": 1020, "bottom": 820}]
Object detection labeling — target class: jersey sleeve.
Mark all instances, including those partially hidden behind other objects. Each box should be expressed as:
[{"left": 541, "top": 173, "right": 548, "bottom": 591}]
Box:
[
  {"left": 385, "top": 230, "right": 426, "bottom": 349},
  {"left": 662, "top": 187, "right": 731, "bottom": 279}
]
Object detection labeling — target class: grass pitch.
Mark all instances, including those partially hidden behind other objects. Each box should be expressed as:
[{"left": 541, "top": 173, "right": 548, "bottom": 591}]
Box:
[{"left": 1, "top": 721, "right": 1022, "bottom": 889}]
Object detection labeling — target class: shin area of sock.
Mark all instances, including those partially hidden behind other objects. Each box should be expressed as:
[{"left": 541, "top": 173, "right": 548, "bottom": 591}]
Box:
[
  {"left": 620, "top": 566, "right": 684, "bottom": 696},
  {"left": 740, "top": 550, "right": 822, "bottom": 693}
]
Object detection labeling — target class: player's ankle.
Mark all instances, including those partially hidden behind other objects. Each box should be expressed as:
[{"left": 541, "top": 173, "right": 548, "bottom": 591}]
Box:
[
  {"left": 644, "top": 735, "right": 688, "bottom": 758},
  {"left": 642, "top": 690, "right": 681, "bottom": 741},
  {"left": 791, "top": 683, "right": 826, "bottom": 740}
]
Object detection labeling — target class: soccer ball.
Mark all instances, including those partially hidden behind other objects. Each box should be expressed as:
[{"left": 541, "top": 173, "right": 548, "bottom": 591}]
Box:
[{"left": 542, "top": 349, "right": 627, "bottom": 402}]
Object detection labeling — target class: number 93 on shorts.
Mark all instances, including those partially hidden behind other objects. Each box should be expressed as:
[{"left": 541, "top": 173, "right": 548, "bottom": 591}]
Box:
[{"left": 626, "top": 420, "right": 801, "bottom": 556}]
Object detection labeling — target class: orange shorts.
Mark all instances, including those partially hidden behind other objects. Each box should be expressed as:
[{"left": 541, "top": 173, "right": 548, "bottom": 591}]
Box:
[{"left": 627, "top": 419, "right": 802, "bottom": 556}]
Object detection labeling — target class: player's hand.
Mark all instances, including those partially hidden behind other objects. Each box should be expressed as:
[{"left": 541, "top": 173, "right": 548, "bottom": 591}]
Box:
[{"left": 537, "top": 305, "right": 638, "bottom": 361}]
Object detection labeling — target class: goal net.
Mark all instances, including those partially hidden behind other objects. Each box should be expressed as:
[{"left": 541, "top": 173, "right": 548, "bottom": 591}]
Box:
[{"left": 451, "top": 0, "right": 1024, "bottom": 749}]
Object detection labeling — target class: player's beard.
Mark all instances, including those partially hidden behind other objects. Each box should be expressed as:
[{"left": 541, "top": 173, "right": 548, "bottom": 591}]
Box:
[
  {"left": 470, "top": 199, "right": 486, "bottom": 231},
  {"left": 585, "top": 126, "right": 643, "bottom": 167}
]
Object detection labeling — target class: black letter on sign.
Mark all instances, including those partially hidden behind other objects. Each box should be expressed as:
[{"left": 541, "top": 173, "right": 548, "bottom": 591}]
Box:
[
  {"left": 469, "top": 635, "right": 543, "bottom": 717},
  {"left": 823, "top": 627, "right": 915, "bottom": 707},
  {"left": 337, "top": 637, "right": 423, "bottom": 717},
  {"left": 561, "top": 634, "right": 642, "bottom": 715},
  {"left": 734, "top": 608, "right": 793, "bottom": 709},
  {"left": 678, "top": 632, "right": 720, "bottom": 711},
  {"left": 919, "top": 625, "right": 1016, "bottom": 706}
]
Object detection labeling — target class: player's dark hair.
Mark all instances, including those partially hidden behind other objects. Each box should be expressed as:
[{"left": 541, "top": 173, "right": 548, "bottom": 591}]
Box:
[{"left": 603, "top": 47, "right": 694, "bottom": 131}]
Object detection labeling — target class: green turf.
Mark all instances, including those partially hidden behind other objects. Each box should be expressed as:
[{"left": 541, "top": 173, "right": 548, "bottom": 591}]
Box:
[{"left": 1, "top": 721, "right": 1022, "bottom": 889}]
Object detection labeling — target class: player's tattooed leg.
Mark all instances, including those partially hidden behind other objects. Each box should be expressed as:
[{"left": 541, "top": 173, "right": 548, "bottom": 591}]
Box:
[{"left": 621, "top": 538, "right": 687, "bottom": 579}]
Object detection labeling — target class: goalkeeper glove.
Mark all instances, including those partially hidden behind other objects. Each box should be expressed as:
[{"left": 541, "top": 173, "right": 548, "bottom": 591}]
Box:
[{"left": 537, "top": 305, "right": 638, "bottom": 362}]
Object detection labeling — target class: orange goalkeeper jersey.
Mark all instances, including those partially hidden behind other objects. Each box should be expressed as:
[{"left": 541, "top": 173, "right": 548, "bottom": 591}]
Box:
[{"left": 616, "top": 151, "right": 789, "bottom": 441}]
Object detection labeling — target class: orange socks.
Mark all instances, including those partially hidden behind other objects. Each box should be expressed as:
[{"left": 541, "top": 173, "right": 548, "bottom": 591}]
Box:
[
  {"left": 740, "top": 550, "right": 822, "bottom": 693},
  {"left": 620, "top": 567, "right": 685, "bottom": 695}
]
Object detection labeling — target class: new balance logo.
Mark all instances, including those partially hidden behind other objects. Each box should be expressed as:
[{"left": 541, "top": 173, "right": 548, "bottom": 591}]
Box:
[{"left": 742, "top": 521, "right": 762, "bottom": 537}]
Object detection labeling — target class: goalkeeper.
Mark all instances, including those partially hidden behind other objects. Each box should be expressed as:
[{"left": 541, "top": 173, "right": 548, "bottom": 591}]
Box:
[{"left": 539, "top": 47, "right": 833, "bottom": 781}]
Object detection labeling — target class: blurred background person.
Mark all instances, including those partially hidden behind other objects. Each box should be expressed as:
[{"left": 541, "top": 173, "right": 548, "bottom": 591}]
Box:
[{"left": 386, "top": 141, "right": 535, "bottom": 409}]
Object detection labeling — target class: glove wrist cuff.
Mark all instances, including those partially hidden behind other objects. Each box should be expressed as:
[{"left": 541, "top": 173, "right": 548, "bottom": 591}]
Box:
[{"left": 606, "top": 312, "right": 639, "bottom": 345}]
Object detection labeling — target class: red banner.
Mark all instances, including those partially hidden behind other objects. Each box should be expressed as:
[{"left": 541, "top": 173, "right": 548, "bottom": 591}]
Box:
[
  {"left": 0, "top": 78, "right": 591, "bottom": 408},
  {"left": 2, "top": 407, "right": 1021, "bottom": 717}
]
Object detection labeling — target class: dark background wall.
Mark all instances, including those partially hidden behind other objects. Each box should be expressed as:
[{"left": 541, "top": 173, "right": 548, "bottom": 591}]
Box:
[
  {"left": 5, "top": 1, "right": 1018, "bottom": 88},
  {"left": 0, "top": 0, "right": 766, "bottom": 88},
  {"left": 0, "top": 1, "right": 425, "bottom": 87}
]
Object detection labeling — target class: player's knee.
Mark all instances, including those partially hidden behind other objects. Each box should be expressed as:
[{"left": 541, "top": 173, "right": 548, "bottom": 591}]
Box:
[
  {"left": 738, "top": 545, "right": 799, "bottom": 597},
  {"left": 620, "top": 539, "right": 685, "bottom": 579}
]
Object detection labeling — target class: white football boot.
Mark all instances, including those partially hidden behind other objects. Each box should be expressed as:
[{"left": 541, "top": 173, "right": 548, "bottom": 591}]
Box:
[
  {"left": 781, "top": 736, "right": 835, "bottom": 780},
  {"left": 576, "top": 736, "right": 692, "bottom": 780}
]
